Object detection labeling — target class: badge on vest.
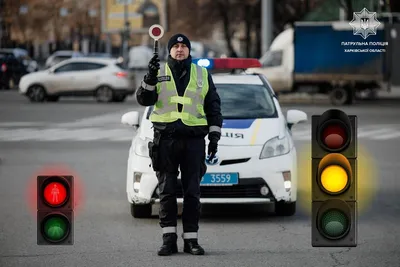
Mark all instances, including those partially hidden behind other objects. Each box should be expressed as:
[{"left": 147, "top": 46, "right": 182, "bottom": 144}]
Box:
[{"left": 157, "top": 76, "right": 171, "bottom": 82}]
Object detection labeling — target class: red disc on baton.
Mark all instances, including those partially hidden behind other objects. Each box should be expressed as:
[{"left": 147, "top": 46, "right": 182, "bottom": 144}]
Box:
[
  {"left": 152, "top": 27, "right": 161, "bottom": 37},
  {"left": 149, "top": 24, "right": 164, "bottom": 40}
]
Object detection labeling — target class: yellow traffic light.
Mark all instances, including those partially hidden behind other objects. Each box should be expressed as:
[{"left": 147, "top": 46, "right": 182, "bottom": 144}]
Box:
[
  {"left": 320, "top": 165, "right": 348, "bottom": 194},
  {"left": 312, "top": 109, "right": 357, "bottom": 247},
  {"left": 318, "top": 153, "right": 352, "bottom": 195}
]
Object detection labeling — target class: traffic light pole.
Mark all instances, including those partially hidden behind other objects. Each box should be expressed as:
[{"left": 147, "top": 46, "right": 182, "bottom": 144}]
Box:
[{"left": 123, "top": 2, "right": 130, "bottom": 68}]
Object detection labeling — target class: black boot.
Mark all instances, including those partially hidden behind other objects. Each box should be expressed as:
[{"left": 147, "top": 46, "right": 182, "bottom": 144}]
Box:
[
  {"left": 157, "top": 233, "right": 178, "bottom": 256},
  {"left": 183, "top": 239, "right": 205, "bottom": 255}
]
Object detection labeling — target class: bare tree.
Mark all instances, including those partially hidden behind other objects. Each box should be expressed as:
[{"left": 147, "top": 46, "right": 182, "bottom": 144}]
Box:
[
  {"left": 390, "top": 0, "right": 400, "bottom": 12},
  {"left": 197, "top": 0, "right": 255, "bottom": 57},
  {"left": 338, "top": 0, "right": 354, "bottom": 21},
  {"left": 196, "top": 0, "right": 326, "bottom": 58},
  {"left": 3, "top": 0, "right": 100, "bottom": 47}
]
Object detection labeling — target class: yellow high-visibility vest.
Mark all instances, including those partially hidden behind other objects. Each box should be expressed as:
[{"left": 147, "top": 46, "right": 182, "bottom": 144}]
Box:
[{"left": 150, "top": 63, "right": 209, "bottom": 126}]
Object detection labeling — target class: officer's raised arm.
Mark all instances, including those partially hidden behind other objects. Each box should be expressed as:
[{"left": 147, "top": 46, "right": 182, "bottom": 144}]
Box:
[
  {"left": 136, "top": 54, "right": 160, "bottom": 106},
  {"left": 203, "top": 71, "right": 223, "bottom": 159}
]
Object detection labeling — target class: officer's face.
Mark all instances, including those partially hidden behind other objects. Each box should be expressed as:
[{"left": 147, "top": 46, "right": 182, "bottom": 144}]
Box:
[{"left": 170, "top": 43, "right": 189, "bottom": 61}]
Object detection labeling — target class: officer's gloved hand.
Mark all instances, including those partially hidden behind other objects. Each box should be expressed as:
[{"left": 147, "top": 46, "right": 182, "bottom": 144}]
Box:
[
  {"left": 143, "top": 54, "right": 160, "bottom": 86},
  {"left": 207, "top": 132, "right": 220, "bottom": 161},
  {"left": 208, "top": 141, "right": 218, "bottom": 161}
]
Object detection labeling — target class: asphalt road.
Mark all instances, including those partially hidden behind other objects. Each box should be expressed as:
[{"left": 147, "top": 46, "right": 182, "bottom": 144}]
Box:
[{"left": 0, "top": 91, "right": 399, "bottom": 267}]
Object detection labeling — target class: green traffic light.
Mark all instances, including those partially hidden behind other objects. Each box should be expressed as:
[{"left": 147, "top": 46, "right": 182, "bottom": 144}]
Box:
[
  {"left": 320, "top": 209, "right": 350, "bottom": 239},
  {"left": 42, "top": 215, "right": 70, "bottom": 242}
]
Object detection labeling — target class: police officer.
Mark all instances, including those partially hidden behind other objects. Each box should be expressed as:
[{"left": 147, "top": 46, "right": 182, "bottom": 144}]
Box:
[{"left": 136, "top": 33, "right": 222, "bottom": 256}]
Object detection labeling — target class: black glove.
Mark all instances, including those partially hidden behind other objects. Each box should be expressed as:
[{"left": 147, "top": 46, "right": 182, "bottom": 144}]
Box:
[
  {"left": 208, "top": 141, "right": 218, "bottom": 161},
  {"left": 207, "top": 131, "right": 220, "bottom": 161},
  {"left": 143, "top": 54, "right": 160, "bottom": 86}
]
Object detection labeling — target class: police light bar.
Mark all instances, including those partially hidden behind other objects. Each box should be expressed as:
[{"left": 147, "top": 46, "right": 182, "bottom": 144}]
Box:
[{"left": 192, "top": 58, "right": 261, "bottom": 70}]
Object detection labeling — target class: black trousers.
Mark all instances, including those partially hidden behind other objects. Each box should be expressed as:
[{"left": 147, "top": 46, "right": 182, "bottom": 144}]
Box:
[{"left": 156, "top": 137, "right": 206, "bottom": 233}]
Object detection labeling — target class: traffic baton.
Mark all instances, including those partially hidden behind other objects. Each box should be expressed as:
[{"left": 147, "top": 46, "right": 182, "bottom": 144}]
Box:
[{"left": 149, "top": 24, "right": 164, "bottom": 55}]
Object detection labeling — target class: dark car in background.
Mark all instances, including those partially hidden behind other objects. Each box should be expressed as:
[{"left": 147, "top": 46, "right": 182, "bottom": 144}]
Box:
[{"left": 0, "top": 48, "right": 38, "bottom": 89}]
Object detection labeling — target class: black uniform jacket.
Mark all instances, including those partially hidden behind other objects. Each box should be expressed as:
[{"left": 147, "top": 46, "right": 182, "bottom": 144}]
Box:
[{"left": 136, "top": 55, "right": 223, "bottom": 141}]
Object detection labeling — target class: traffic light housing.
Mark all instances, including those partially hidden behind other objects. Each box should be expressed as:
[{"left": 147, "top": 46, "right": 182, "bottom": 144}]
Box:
[
  {"left": 37, "top": 175, "right": 74, "bottom": 245},
  {"left": 311, "top": 109, "right": 357, "bottom": 247}
]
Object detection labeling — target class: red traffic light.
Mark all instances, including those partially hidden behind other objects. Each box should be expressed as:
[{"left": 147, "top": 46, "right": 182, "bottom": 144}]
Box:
[
  {"left": 38, "top": 176, "right": 72, "bottom": 209},
  {"left": 43, "top": 182, "right": 68, "bottom": 206},
  {"left": 321, "top": 123, "right": 347, "bottom": 149},
  {"left": 317, "top": 109, "right": 351, "bottom": 152}
]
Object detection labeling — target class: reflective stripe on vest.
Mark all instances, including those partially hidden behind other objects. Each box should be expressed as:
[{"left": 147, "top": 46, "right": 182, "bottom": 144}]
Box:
[{"left": 150, "top": 63, "right": 209, "bottom": 126}]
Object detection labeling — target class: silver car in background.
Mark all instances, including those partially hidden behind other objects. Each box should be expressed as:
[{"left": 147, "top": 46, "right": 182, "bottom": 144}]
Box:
[{"left": 19, "top": 57, "right": 136, "bottom": 103}]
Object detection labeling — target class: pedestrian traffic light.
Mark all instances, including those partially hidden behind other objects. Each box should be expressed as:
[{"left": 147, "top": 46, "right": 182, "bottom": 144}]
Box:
[
  {"left": 311, "top": 109, "right": 357, "bottom": 247},
  {"left": 37, "top": 175, "right": 74, "bottom": 245}
]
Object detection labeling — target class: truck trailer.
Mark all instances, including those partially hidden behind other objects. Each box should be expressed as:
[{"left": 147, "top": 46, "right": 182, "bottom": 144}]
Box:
[{"left": 248, "top": 21, "right": 391, "bottom": 105}]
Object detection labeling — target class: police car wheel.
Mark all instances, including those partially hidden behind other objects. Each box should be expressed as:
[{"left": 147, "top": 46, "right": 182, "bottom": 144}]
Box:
[
  {"left": 130, "top": 203, "right": 152, "bottom": 218},
  {"left": 275, "top": 201, "right": 296, "bottom": 216}
]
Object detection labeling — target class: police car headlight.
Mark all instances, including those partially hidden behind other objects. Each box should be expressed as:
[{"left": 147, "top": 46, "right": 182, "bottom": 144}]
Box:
[
  {"left": 260, "top": 135, "right": 290, "bottom": 159},
  {"left": 134, "top": 137, "right": 151, "bottom": 157}
]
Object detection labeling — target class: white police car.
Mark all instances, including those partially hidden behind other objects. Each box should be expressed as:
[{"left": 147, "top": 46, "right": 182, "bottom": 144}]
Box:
[{"left": 121, "top": 58, "right": 308, "bottom": 218}]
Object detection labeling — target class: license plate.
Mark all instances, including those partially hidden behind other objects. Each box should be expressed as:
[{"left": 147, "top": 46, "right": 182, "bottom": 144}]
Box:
[{"left": 201, "top": 173, "right": 239, "bottom": 186}]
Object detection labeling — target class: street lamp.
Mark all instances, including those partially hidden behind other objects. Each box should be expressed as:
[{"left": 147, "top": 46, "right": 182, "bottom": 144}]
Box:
[
  {"left": 120, "top": 0, "right": 132, "bottom": 66},
  {"left": 88, "top": 8, "right": 98, "bottom": 53}
]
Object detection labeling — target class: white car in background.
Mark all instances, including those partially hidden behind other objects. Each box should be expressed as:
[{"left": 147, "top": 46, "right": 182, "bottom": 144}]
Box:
[
  {"left": 19, "top": 57, "right": 136, "bottom": 103},
  {"left": 45, "top": 50, "right": 84, "bottom": 69},
  {"left": 121, "top": 58, "right": 307, "bottom": 218}
]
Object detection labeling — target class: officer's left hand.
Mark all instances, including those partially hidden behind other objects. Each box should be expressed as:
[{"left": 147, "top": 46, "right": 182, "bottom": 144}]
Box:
[{"left": 208, "top": 141, "right": 218, "bottom": 161}]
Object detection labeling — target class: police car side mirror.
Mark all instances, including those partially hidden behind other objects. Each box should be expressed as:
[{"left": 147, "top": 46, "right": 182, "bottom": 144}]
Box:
[
  {"left": 286, "top": 110, "right": 307, "bottom": 130},
  {"left": 121, "top": 111, "right": 140, "bottom": 128}
]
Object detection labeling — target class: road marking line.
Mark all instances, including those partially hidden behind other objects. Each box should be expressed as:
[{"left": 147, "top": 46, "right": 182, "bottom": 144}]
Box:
[
  {"left": 1, "top": 124, "right": 400, "bottom": 142},
  {"left": 73, "top": 129, "right": 132, "bottom": 141},
  {"left": 292, "top": 129, "right": 311, "bottom": 136},
  {"left": 0, "top": 127, "right": 133, "bottom": 142},
  {"left": 357, "top": 128, "right": 393, "bottom": 137},
  {"left": 0, "top": 129, "right": 43, "bottom": 140},
  {"left": 368, "top": 131, "right": 400, "bottom": 140},
  {"left": 292, "top": 135, "right": 311, "bottom": 141},
  {"left": 55, "top": 109, "right": 141, "bottom": 127},
  {"left": 0, "top": 122, "right": 48, "bottom": 127},
  {"left": 292, "top": 127, "right": 400, "bottom": 141}
]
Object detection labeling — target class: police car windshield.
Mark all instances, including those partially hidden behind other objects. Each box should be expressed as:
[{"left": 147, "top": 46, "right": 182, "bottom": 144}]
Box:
[{"left": 216, "top": 83, "right": 277, "bottom": 119}]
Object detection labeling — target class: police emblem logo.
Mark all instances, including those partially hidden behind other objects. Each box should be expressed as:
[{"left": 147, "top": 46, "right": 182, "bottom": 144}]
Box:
[
  {"left": 177, "top": 36, "right": 183, "bottom": 42},
  {"left": 360, "top": 18, "right": 369, "bottom": 30},
  {"left": 349, "top": 8, "right": 380, "bottom": 39}
]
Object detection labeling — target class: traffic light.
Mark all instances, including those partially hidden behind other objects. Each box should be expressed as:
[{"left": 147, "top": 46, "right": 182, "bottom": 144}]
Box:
[
  {"left": 37, "top": 175, "right": 74, "bottom": 245},
  {"left": 311, "top": 109, "right": 357, "bottom": 247}
]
